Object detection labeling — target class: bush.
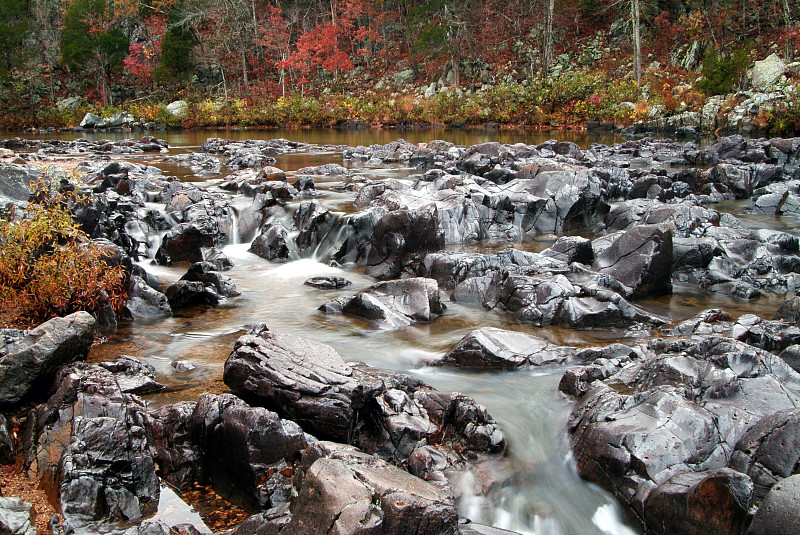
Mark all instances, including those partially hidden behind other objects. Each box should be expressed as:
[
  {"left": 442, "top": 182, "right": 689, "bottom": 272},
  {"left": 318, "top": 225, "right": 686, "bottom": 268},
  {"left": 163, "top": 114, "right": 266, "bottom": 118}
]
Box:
[
  {"left": 696, "top": 46, "right": 750, "bottom": 96},
  {"left": 0, "top": 191, "right": 128, "bottom": 328}
]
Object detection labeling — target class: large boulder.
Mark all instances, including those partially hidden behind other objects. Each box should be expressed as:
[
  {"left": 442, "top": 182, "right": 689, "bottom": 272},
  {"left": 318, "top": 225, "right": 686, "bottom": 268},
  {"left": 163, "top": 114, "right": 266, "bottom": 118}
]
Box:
[
  {"left": 0, "top": 312, "right": 95, "bottom": 408},
  {"left": 562, "top": 336, "right": 800, "bottom": 534},
  {"left": 223, "top": 327, "right": 383, "bottom": 442},
  {"left": 189, "top": 395, "right": 308, "bottom": 513},
  {"left": 26, "top": 362, "right": 160, "bottom": 530},
  {"left": 747, "top": 474, "right": 800, "bottom": 535},
  {"left": 593, "top": 224, "right": 673, "bottom": 300},
  {"left": 319, "top": 278, "right": 445, "bottom": 329},
  {"left": 223, "top": 327, "right": 504, "bottom": 465},
  {"left": 365, "top": 207, "right": 444, "bottom": 279},
  {"left": 249, "top": 222, "right": 292, "bottom": 262},
  {"left": 432, "top": 327, "right": 574, "bottom": 369},
  {"left": 750, "top": 53, "right": 786, "bottom": 92},
  {"left": 284, "top": 441, "right": 458, "bottom": 535}
]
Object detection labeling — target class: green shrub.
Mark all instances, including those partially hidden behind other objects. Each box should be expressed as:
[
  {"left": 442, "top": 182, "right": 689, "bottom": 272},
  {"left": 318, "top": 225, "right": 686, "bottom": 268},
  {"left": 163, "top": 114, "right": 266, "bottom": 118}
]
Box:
[{"left": 696, "top": 46, "right": 750, "bottom": 96}]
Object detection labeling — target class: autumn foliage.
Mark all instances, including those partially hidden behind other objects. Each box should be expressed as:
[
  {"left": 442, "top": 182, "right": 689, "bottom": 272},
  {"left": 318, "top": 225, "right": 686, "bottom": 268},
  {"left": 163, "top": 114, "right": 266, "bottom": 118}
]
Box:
[{"left": 0, "top": 188, "right": 128, "bottom": 328}]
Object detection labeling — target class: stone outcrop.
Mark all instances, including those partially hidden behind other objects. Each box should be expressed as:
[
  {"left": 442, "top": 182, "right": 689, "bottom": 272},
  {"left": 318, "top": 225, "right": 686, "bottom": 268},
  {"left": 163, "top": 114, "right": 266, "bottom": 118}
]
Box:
[{"left": 0, "top": 312, "right": 96, "bottom": 408}]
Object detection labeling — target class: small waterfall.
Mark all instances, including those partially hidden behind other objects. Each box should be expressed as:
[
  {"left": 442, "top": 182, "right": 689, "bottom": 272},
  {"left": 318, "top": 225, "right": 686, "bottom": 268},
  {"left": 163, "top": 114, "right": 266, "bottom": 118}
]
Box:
[
  {"left": 310, "top": 216, "right": 351, "bottom": 263},
  {"left": 228, "top": 205, "right": 240, "bottom": 245}
]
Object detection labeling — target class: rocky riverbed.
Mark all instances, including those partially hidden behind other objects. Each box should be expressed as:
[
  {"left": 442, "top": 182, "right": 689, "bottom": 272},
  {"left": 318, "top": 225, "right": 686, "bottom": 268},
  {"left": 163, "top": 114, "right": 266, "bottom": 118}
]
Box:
[{"left": 2, "top": 132, "right": 800, "bottom": 534}]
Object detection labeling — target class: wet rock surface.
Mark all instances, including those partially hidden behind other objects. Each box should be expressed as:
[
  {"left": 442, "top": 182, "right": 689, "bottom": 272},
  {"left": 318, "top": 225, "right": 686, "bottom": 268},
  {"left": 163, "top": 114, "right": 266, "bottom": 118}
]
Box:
[
  {"left": 319, "top": 278, "right": 446, "bottom": 328},
  {"left": 224, "top": 327, "right": 504, "bottom": 466},
  {"left": 561, "top": 335, "right": 800, "bottom": 535},
  {"left": 0, "top": 312, "right": 96, "bottom": 408}
]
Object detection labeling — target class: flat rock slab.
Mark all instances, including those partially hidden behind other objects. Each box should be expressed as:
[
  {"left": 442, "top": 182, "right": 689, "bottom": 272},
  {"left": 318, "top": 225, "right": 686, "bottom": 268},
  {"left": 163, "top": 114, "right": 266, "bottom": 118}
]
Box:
[
  {"left": 319, "top": 278, "right": 445, "bottom": 329},
  {"left": 432, "top": 327, "right": 574, "bottom": 369}
]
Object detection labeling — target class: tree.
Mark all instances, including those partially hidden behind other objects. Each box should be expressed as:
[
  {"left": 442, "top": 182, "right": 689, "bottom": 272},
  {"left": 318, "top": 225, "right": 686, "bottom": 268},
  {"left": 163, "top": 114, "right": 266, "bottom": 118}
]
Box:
[
  {"left": 632, "top": 0, "right": 641, "bottom": 85},
  {"left": 156, "top": 24, "right": 197, "bottom": 86},
  {"left": 0, "top": 0, "right": 32, "bottom": 81},
  {"left": 62, "top": 0, "right": 129, "bottom": 104}
]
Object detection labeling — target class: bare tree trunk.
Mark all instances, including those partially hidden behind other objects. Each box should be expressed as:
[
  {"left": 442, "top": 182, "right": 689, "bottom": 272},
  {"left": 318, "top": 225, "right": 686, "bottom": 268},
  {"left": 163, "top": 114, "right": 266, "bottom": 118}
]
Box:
[
  {"left": 545, "top": 0, "right": 554, "bottom": 77},
  {"left": 783, "top": 0, "right": 794, "bottom": 61},
  {"left": 241, "top": 52, "right": 249, "bottom": 94},
  {"left": 631, "top": 0, "right": 641, "bottom": 85}
]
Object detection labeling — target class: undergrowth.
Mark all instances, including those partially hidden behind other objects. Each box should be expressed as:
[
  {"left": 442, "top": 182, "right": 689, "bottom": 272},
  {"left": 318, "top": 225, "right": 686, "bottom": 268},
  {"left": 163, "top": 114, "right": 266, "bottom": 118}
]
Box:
[{"left": 0, "top": 187, "right": 128, "bottom": 328}]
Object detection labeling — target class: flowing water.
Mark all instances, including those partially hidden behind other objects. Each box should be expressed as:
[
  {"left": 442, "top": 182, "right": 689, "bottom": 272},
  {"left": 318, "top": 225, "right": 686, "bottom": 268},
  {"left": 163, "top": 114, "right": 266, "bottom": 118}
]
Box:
[{"left": 25, "top": 127, "right": 792, "bottom": 534}]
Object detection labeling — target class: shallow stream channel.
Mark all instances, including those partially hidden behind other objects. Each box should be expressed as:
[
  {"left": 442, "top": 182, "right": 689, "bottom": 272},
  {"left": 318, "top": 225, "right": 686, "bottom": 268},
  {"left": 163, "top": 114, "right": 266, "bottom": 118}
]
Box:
[{"left": 24, "top": 127, "right": 797, "bottom": 535}]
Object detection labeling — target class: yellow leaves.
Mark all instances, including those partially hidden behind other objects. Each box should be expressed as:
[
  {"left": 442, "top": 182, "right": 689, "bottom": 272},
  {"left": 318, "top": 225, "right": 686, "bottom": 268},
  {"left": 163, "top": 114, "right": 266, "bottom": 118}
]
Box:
[{"left": 0, "top": 201, "right": 128, "bottom": 328}]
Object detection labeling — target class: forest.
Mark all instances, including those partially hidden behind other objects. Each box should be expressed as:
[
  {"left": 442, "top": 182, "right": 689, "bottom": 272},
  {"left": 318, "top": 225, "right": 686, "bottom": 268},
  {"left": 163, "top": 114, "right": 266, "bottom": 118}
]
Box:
[{"left": 0, "top": 0, "right": 797, "bottom": 129}]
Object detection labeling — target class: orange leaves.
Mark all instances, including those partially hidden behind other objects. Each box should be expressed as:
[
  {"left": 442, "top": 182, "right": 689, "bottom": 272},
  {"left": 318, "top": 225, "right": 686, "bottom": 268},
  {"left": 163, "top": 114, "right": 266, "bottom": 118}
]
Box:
[{"left": 0, "top": 197, "right": 128, "bottom": 329}]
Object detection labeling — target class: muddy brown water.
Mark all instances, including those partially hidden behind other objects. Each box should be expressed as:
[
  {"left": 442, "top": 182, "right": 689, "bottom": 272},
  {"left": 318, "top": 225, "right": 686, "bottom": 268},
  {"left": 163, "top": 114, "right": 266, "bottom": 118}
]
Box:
[{"left": 19, "top": 128, "right": 792, "bottom": 534}]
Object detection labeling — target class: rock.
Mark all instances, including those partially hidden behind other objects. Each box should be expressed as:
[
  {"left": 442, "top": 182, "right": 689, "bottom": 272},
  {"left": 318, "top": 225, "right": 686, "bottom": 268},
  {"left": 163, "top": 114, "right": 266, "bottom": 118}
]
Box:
[
  {"left": 420, "top": 249, "right": 566, "bottom": 290},
  {"left": 775, "top": 296, "right": 800, "bottom": 322},
  {"left": 643, "top": 468, "right": 753, "bottom": 535},
  {"left": 661, "top": 309, "right": 733, "bottom": 337},
  {"left": 0, "top": 497, "right": 36, "bottom": 535},
  {"left": 97, "top": 355, "right": 164, "bottom": 395},
  {"left": 224, "top": 328, "right": 504, "bottom": 462},
  {"left": 200, "top": 247, "right": 234, "bottom": 270},
  {"left": 165, "top": 281, "right": 222, "bottom": 309},
  {"left": 56, "top": 96, "right": 84, "bottom": 110},
  {"left": 166, "top": 100, "right": 188, "bottom": 117},
  {"left": 432, "top": 327, "right": 573, "bottom": 369},
  {"left": 294, "top": 200, "right": 335, "bottom": 254},
  {"left": 541, "top": 236, "right": 594, "bottom": 265},
  {"left": 79, "top": 113, "right": 100, "bottom": 128},
  {"left": 199, "top": 398, "right": 308, "bottom": 512},
  {"left": 480, "top": 269, "right": 667, "bottom": 328},
  {"left": 123, "top": 275, "right": 172, "bottom": 320},
  {"left": 180, "top": 262, "right": 240, "bottom": 297},
  {"left": 295, "top": 163, "right": 350, "bottom": 176},
  {"left": 304, "top": 277, "right": 352, "bottom": 289},
  {"left": 224, "top": 328, "right": 377, "bottom": 442},
  {"left": 732, "top": 314, "right": 800, "bottom": 352},
  {"left": 593, "top": 224, "right": 673, "bottom": 300},
  {"left": 729, "top": 409, "right": 800, "bottom": 497},
  {"left": 230, "top": 504, "right": 291, "bottom": 535},
  {"left": 0, "top": 312, "right": 96, "bottom": 408},
  {"left": 779, "top": 345, "right": 800, "bottom": 374},
  {"left": 319, "top": 278, "right": 445, "bottom": 329},
  {"left": 751, "top": 54, "right": 787, "bottom": 92},
  {"left": 564, "top": 336, "right": 800, "bottom": 534},
  {"left": 156, "top": 218, "right": 220, "bottom": 265},
  {"left": 28, "top": 362, "right": 160, "bottom": 528},
  {"left": 0, "top": 414, "right": 13, "bottom": 464},
  {"left": 145, "top": 401, "right": 200, "bottom": 490},
  {"left": 365, "top": 207, "right": 444, "bottom": 279},
  {"left": 747, "top": 474, "right": 800, "bottom": 535},
  {"left": 285, "top": 441, "right": 458, "bottom": 535},
  {"left": 249, "top": 223, "right": 292, "bottom": 262},
  {"left": 0, "top": 162, "right": 40, "bottom": 206}
]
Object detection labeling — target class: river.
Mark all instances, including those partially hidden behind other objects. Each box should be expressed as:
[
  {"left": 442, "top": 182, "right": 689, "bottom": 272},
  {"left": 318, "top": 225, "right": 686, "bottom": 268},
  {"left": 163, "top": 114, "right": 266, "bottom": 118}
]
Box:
[{"left": 26, "top": 127, "right": 791, "bottom": 534}]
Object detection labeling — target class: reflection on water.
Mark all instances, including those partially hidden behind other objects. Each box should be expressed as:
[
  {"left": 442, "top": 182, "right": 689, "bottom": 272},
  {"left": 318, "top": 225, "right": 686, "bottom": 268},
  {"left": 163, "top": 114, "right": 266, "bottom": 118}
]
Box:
[{"left": 74, "top": 128, "right": 779, "bottom": 535}]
